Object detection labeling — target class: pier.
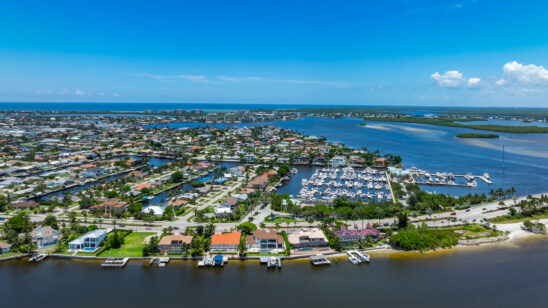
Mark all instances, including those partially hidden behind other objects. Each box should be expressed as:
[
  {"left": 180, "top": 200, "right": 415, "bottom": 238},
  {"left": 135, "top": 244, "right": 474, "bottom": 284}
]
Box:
[
  {"left": 346, "top": 250, "right": 370, "bottom": 264},
  {"left": 101, "top": 257, "right": 129, "bottom": 268},
  {"left": 406, "top": 167, "right": 492, "bottom": 188}
]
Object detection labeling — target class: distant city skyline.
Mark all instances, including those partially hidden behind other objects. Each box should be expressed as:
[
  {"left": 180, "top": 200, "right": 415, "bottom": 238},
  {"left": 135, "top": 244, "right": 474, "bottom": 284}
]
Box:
[{"left": 1, "top": 0, "right": 548, "bottom": 106}]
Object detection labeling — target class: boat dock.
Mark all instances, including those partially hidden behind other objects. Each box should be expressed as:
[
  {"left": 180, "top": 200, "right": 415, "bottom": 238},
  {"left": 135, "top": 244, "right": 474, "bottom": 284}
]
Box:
[
  {"left": 101, "top": 257, "right": 129, "bottom": 268},
  {"left": 29, "top": 254, "right": 47, "bottom": 262},
  {"left": 407, "top": 167, "right": 492, "bottom": 187},
  {"left": 260, "top": 256, "right": 282, "bottom": 269},
  {"left": 346, "top": 250, "right": 370, "bottom": 264},
  {"left": 198, "top": 255, "right": 228, "bottom": 268},
  {"left": 310, "top": 254, "right": 331, "bottom": 266},
  {"left": 150, "top": 257, "right": 170, "bottom": 267}
]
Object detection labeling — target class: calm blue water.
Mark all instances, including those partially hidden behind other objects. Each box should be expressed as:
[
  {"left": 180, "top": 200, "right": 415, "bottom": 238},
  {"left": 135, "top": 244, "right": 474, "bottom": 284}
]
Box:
[
  {"left": 147, "top": 117, "right": 548, "bottom": 196},
  {"left": 0, "top": 102, "right": 364, "bottom": 112}
]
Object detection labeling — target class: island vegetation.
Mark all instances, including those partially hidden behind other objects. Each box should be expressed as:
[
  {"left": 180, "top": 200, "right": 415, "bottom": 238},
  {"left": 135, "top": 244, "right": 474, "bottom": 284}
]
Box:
[{"left": 362, "top": 116, "right": 548, "bottom": 133}]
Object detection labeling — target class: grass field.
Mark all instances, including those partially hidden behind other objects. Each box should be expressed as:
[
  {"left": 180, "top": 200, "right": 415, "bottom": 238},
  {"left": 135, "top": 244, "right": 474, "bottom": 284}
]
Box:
[{"left": 98, "top": 232, "right": 156, "bottom": 257}]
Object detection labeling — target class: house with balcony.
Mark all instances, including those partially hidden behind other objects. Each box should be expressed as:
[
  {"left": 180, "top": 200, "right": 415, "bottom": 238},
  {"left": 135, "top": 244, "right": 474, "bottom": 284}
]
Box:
[
  {"left": 68, "top": 229, "right": 107, "bottom": 252},
  {"left": 246, "top": 229, "right": 285, "bottom": 252}
]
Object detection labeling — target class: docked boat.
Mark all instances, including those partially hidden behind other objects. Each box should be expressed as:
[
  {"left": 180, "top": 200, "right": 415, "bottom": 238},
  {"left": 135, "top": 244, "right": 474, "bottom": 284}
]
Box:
[{"left": 310, "top": 254, "right": 331, "bottom": 266}]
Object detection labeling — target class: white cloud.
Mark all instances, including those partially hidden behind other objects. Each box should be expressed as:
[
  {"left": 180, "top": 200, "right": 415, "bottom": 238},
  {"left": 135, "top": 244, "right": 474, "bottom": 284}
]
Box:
[
  {"left": 217, "top": 76, "right": 263, "bottom": 82},
  {"left": 497, "top": 61, "right": 548, "bottom": 86},
  {"left": 431, "top": 70, "right": 464, "bottom": 87},
  {"left": 112, "top": 93, "right": 120, "bottom": 97},
  {"left": 467, "top": 77, "right": 481, "bottom": 87},
  {"left": 75, "top": 90, "right": 84, "bottom": 95},
  {"left": 432, "top": 70, "right": 481, "bottom": 88},
  {"left": 274, "top": 79, "right": 353, "bottom": 88},
  {"left": 142, "top": 73, "right": 210, "bottom": 83}
]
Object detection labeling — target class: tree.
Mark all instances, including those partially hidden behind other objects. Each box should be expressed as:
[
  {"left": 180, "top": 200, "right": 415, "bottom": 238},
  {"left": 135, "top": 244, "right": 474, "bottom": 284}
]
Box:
[
  {"left": 67, "top": 211, "right": 77, "bottom": 224},
  {"left": 238, "top": 235, "right": 247, "bottom": 256},
  {"left": 397, "top": 212, "right": 408, "bottom": 229},
  {"left": 278, "top": 164, "right": 290, "bottom": 177},
  {"left": 143, "top": 214, "right": 155, "bottom": 225},
  {"left": 236, "top": 222, "right": 257, "bottom": 235},
  {"left": 190, "top": 236, "right": 203, "bottom": 257},
  {"left": 0, "top": 194, "right": 8, "bottom": 212},
  {"left": 43, "top": 214, "right": 59, "bottom": 230},
  {"left": 62, "top": 192, "right": 72, "bottom": 207},
  {"left": 170, "top": 171, "right": 184, "bottom": 183},
  {"left": 204, "top": 223, "right": 215, "bottom": 238},
  {"left": 142, "top": 236, "right": 159, "bottom": 256}
]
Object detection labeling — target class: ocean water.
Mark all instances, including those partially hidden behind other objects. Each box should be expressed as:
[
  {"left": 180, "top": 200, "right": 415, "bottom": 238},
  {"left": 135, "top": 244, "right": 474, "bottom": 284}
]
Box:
[{"left": 0, "top": 102, "right": 367, "bottom": 112}]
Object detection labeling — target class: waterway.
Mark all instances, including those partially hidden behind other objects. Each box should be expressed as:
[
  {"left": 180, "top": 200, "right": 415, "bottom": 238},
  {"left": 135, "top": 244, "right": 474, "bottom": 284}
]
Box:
[
  {"left": 1, "top": 237, "right": 547, "bottom": 307},
  {"left": 145, "top": 117, "right": 548, "bottom": 197}
]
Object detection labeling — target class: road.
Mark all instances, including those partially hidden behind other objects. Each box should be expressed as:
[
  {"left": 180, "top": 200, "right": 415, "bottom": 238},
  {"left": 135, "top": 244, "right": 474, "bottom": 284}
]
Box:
[{"left": 4, "top": 192, "right": 546, "bottom": 236}]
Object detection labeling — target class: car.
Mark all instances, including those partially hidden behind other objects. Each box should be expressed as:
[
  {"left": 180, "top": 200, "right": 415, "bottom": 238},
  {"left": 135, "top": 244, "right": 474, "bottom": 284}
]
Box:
[
  {"left": 145, "top": 227, "right": 151, "bottom": 230},
  {"left": 482, "top": 208, "right": 487, "bottom": 210},
  {"left": 119, "top": 224, "right": 125, "bottom": 227},
  {"left": 465, "top": 209, "right": 470, "bottom": 212},
  {"left": 450, "top": 212, "right": 456, "bottom": 216},
  {"left": 173, "top": 226, "right": 179, "bottom": 230}
]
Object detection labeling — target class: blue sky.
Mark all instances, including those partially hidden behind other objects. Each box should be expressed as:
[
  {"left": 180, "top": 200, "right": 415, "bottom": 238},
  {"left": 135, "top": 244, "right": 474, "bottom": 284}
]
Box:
[{"left": 1, "top": 0, "right": 548, "bottom": 106}]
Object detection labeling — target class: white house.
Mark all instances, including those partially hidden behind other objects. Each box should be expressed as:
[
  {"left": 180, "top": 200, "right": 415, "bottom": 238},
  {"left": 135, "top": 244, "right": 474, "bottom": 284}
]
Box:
[
  {"left": 142, "top": 205, "right": 165, "bottom": 217},
  {"left": 68, "top": 229, "right": 107, "bottom": 252}
]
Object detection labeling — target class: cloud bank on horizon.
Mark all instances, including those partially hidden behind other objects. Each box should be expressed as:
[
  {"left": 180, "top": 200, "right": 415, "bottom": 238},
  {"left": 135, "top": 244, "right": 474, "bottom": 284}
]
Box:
[
  {"left": 0, "top": 0, "right": 548, "bottom": 107},
  {"left": 431, "top": 61, "right": 548, "bottom": 93}
]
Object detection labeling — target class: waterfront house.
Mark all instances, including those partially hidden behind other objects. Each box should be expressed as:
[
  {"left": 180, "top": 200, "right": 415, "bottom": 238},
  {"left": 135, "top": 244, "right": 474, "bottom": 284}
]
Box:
[
  {"left": 287, "top": 228, "right": 329, "bottom": 249},
  {"left": 312, "top": 156, "right": 327, "bottom": 166},
  {"left": 89, "top": 198, "right": 128, "bottom": 214},
  {"left": 330, "top": 156, "right": 347, "bottom": 167},
  {"left": 294, "top": 155, "right": 310, "bottom": 165},
  {"left": 68, "top": 229, "right": 107, "bottom": 252},
  {"left": 246, "top": 176, "right": 269, "bottom": 189},
  {"left": 334, "top": 224, "right": 382, "bottom": 245},
  {"left": 158, "top": 234, "right": 193, "bottom": 255},
  {"left": 210, "top": 232, "right": 241, "bottom": 252},
  {"left": 0, "top": 242, "right": 12, "bottom": 254},
  {"left": 374, "top": 157, "right": 388, "bottom": 167},
  {"left": 30, "top": 226, "right": 60, "bottom": 248},
  {"left": 246, "top": 229, "right": 285, "bottom": 252},
  {"left": 83, "top": 167, "right": 107, "bottom": 178},
  {"left": 11, "top": 200, "right": 39, "bottom": 209}
]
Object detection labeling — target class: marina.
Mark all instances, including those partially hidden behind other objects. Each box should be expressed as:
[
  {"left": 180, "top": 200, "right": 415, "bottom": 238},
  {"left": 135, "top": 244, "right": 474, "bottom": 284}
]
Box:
[
  {"left": 298, "top": 166, "right": 392, "bottom": 202},
  {"left": 404, "top": 167, "right": 493, "bottom": 187}
]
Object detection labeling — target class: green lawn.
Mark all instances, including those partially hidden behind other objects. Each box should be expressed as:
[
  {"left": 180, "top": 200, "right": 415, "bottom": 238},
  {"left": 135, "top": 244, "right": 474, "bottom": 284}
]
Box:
[
  {"left": 489, "top": 213, "right": 548, "bottom": 224},
  {"left": 98, "top": 232, "right": 156, "bottom": 257},
  {"left": 263, "top": 217, "right": 303, "bottom": 224},
  {"left": 0, "top": 252, "right": 26, "bottom": 259}
]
